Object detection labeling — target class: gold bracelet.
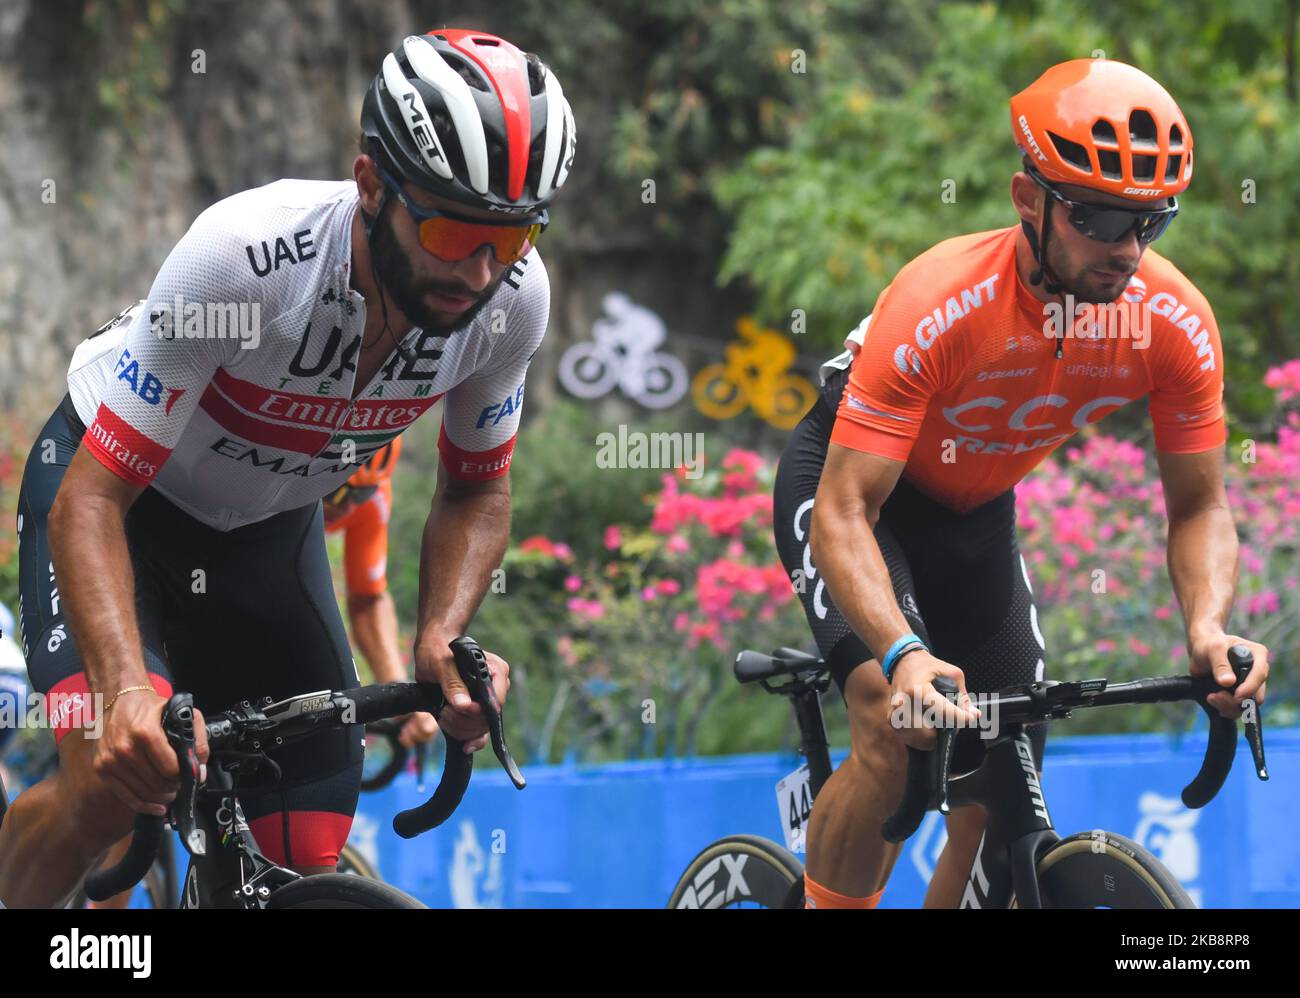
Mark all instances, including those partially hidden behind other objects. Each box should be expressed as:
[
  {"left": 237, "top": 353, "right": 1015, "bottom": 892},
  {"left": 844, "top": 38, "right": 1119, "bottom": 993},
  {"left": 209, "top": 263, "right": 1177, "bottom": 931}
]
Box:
[{"left": 103, "top": 685, "right": 155, "bottom": 714}]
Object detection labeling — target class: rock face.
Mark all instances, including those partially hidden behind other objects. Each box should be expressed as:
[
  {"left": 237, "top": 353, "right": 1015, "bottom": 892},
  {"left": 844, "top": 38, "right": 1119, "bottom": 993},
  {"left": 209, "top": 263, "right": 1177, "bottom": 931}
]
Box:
[
  {"left": 0, "top": 2, "right": 755, "bottom": 423},
  {"left": 0, "top": 1, "right": 428, "bottom": 411}
]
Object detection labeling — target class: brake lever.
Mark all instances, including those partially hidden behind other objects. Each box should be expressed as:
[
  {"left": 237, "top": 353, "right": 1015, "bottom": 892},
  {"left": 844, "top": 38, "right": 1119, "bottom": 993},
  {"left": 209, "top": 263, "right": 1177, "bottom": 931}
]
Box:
[
  {"left": 164, "top": 693, "right": 204, "bottom": 853},
  {"left": 881, "top": 675, "right": 959, "bottom": 843},
  {"left": 931, "top": 677, "right": 959, "bottom": 816},
  {"left": 1182, "top": 645, "right": 1266, "bottom": 807},
  {"left": 1228, "top": 644, "right": 1268, "bottom": 781},
  {"left": 450, "top": 636, "right": 525, "bottom": 789}
]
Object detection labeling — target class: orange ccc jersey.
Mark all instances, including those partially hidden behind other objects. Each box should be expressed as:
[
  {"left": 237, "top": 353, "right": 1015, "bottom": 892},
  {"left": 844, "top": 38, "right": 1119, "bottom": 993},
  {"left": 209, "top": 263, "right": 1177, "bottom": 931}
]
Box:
[{"left": 831, "top": 225, "right": 1226, "bottom": 512}]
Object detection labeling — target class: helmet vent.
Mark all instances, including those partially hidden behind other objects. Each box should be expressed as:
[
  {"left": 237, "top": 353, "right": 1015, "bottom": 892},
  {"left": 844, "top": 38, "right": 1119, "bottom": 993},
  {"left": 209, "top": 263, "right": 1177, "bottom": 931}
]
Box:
[
  {"left": 1048, "top": 132, "right": 1092, "bottom": 173},
  {"left": 1165, "top": 154, "right": 1182, "bottom": 182},
  {"left": 525, "top": 53, "right": 547, "bottom": 96},
  {"left": 1098, "top": 148, "right": 1122, "bottom": 180},
  {"left": 1132, "top": 154, "right": 1157, "bottom": 182},
  {"left": 1169, "top": 124, "right": 1185, "bottom": 150},
  {"left": 442, "top": 53, "right": 489, "bottom": 91},
  {"left": 1091, "top": 120, "right": 1118, "bottom": 147},
  {"left": 1128, "top": 109, "right": 1159, "bottom": 150}
]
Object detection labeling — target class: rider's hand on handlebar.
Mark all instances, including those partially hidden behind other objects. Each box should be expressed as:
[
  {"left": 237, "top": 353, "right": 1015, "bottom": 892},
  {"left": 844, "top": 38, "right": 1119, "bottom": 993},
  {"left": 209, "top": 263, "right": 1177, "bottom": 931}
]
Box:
[
  {"left": 413, "top": 643, "right": 510, "bottom": 753},
  {"left": 1189, "top": 631, "right": 1269, "bottom": 719},
  {"left": 887, "top": 652, "right": 981, "bottom": 751},
  {"left": 395, "top": 711, "right": 440, "bottom": 748},
  {"left": 96, "top": 690, "right": 209, "bottom": 816}
]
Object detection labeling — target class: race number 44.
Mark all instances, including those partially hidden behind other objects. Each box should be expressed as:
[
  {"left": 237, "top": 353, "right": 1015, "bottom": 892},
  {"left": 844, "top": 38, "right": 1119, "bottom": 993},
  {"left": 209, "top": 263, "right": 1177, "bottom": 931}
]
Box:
[{"left": 776, "top": 764, "right": 813, "bottom": 853}]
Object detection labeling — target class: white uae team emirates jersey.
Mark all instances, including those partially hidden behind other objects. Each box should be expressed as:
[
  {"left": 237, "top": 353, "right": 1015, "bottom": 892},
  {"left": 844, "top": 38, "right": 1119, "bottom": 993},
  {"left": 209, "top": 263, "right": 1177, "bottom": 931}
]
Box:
[{"left": 67, "top": 179, "right": 549, "bottom": 530}]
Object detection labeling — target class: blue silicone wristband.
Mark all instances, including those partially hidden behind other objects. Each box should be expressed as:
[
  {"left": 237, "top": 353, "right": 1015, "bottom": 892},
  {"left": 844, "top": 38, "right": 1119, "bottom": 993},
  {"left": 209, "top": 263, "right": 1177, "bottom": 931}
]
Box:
[{"left": 881, "top": 634, "right": 927, "bottom": 681}]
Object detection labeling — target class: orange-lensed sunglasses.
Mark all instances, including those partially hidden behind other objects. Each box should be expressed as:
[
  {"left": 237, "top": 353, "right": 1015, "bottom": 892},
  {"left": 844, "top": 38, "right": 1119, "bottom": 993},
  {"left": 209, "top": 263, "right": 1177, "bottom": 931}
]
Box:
[{"left": 377, "top": 166, "right": 546, "bottom": 266}]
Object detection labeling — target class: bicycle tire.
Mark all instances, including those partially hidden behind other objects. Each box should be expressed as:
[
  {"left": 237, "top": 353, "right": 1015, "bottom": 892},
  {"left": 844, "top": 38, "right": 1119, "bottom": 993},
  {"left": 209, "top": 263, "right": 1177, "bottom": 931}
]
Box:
[
  {"left": 266, "top": 873, "right": 426, "bottom": 909},
  {"left": 336, "top": 841, "right": 382, "bottom": 881},
  {"left": 1015, "top": 830, "right": 1195, "bottom": 909},
  {"left": 668, "top": 834, "right": 804, "bottom": 909}
]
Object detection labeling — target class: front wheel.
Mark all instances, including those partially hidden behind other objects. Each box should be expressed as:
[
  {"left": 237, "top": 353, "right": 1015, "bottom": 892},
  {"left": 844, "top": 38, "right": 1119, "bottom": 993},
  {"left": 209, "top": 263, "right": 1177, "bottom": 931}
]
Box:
[
  {"left": 668, "top": 834, "right": 804, "bottom": 909},
  {"left": 336, "top": 841, "right": 381, "bottom": 881},
  {"left": 267, "top": 873, "right": 426, "bottom": 909},
  {"left": 1021, "top": 830, "right": 1195, "bottom": 909}
]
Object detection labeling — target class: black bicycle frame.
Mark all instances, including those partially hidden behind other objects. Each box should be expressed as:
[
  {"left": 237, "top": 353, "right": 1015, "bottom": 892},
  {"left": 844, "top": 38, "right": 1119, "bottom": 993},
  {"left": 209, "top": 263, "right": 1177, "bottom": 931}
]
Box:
[
  {"left": 176, "top": 763, "right": 303, "bottom": 909},
  {"left": 944, "top": 727, "right": 1057, "bottom": 909}
]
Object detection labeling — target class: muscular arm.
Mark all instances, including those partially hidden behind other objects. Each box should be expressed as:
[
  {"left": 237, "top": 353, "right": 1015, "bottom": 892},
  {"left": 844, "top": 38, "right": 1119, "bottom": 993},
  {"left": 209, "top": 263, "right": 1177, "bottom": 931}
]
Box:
[
  {"left": 809, "top": 444, "right": 909, "bottom": 660},
  {"left": 1155, "top": 447, "right": 1264, "bottom": 712},
  {"left": 347, "top": 590, "right": 405, "bottom": 683},
  {"left": 48, "top": 447, "right": 148, "bottom": 697},
  {"left": 1156, "top": 448, "right": 1239, "bottom": 645},
  {"left": 413, "top": 461, "right": 511, "bottom": 659}
]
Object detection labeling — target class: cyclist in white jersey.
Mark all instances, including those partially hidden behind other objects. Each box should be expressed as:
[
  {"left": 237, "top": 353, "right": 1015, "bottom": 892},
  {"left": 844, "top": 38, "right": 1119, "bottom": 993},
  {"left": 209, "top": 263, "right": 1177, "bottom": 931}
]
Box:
[{"left": 0, "top": 28, "right": 576, "bottom": 907}]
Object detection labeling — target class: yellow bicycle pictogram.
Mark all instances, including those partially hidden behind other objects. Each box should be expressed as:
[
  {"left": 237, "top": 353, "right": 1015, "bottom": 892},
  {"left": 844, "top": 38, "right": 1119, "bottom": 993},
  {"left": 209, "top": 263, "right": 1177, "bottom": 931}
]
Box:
[{"left": 691, "top": 317, "right": 818, "bottom": 430}]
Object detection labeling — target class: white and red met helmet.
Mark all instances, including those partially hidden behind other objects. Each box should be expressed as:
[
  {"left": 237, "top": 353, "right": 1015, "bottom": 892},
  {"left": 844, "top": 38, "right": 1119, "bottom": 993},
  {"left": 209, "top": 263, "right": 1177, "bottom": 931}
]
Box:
[{"left": 361, "top": 28, "right": 577, "bottom": 218}]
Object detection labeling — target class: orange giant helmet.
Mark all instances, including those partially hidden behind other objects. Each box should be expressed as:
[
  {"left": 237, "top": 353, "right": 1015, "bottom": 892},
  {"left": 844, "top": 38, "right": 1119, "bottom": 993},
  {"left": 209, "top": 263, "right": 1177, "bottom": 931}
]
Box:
[{"left": 1010, "top": 59, "right": 1193, "bottom": 202}]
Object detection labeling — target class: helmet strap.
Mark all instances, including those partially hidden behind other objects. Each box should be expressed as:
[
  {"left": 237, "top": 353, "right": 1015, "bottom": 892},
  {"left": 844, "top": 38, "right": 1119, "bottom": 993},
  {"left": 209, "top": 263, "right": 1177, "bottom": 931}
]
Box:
[
  {"left": 361, "top": 194, "right": 416, "bottom": 364},
  {"left": 1023, "top": 200, "right": 1067, "bottom": 358}
]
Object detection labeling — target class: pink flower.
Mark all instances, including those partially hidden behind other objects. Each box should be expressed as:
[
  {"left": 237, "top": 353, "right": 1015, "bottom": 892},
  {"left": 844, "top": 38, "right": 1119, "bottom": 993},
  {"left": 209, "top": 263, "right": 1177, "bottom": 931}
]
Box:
[
  {"left": 1264, "top": 359, "right": 1300, "bottom": 402},
  {"left": 604, "top": 525, "right": 622, "bottom": 550},
  {"left": 566, "top": 598, "right": 605, "bottom": 620},
  {"left": 1246, "top": 591, "right": 1280, "bottom": 616},
  {"left": 564, "top": 575, "right": 582, "bottom": 593},
  {"left": 1154, "top": 606, "right": 1172, "bottom": 620},
  {"left": 1127, "top": 636, "right": 1151, "bottom": 656},
  {"left": 656, "top": 579, "right": 681, "bottom": 596},
  {"left": 673, "top": 612, "right": 690, "bottom": 632},
  {"left": 1094, "top": 639, "right": 1116, "bottom": 653},
  {"left": 641, "top": 586, "right": 657, "bottom": 601},
  {"left": 666, "top": 534, "right": 690, "bottom": 554},
  {"left": 553, "top": 542, "right": 573, "bottom": 560}
]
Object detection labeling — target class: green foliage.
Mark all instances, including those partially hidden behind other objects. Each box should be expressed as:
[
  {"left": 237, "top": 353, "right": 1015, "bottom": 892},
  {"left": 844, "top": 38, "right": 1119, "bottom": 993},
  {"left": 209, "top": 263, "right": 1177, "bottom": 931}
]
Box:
[
  {"left": 715, "top": 0, "right": 1300, "bottom": 424},
  {"left": 84, "top": 0, "right": 182, "bottom": 136}
]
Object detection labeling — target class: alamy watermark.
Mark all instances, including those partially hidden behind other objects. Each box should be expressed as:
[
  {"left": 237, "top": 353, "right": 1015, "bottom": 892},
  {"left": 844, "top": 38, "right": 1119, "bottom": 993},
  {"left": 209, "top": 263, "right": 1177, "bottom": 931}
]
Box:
[
  {"left": 595, "top": 424, "right": 705, "bottom": 479},
  {"left": 150, "top": 296, "right": 261, "bottom": 349},
  {"left": 1043, "top": 294, "right": 1150, "bottom": 351},
  {"left": 0, "top": 691, "right": 105, "bottom": 739}
]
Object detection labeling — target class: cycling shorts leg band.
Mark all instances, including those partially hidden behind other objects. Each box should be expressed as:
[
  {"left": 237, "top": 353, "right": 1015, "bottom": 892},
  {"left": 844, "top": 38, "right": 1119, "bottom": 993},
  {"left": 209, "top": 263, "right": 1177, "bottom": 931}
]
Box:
[{"left": 804, "top": 873, "right": 884, "bottom": 909}]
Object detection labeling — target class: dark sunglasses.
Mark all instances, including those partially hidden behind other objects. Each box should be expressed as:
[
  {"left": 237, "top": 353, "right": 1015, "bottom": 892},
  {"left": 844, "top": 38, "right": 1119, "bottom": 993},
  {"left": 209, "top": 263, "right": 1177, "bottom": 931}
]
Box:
[
  {"left": 1027, "top": 168, "right": 1178, "bottom": 245},
  {"left": 376, "top": 166, "right": 546, "bottom": 265}
]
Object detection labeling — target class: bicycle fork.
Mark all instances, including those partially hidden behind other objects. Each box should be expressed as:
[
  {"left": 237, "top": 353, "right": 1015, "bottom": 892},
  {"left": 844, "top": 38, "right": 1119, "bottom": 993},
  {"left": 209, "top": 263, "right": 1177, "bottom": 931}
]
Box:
[{"left": 948, "top": 729, "right": 1058, "bottom": 909}]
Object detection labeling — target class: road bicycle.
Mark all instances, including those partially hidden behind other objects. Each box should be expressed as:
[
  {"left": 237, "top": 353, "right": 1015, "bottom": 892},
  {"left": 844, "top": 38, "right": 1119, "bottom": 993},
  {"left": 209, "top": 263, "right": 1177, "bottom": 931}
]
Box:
[
  {"left": 75, "top": 636, "right": 524, "bottom": 909},
  {"left": 669, "top": 644, "right": 1268, "bottom": 909}
]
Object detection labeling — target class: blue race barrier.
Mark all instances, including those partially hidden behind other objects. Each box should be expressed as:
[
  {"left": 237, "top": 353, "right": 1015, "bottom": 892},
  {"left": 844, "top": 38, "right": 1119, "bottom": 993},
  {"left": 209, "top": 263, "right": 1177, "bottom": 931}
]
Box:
[{"left": 350, "top": 727, "right": 1298, "bottom": 908}]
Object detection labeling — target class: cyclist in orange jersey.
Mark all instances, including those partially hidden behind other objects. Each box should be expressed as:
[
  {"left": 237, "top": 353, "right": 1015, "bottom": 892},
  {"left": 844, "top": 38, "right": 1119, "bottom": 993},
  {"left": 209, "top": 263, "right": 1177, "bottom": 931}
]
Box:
[{"left": 773, "top": 59, "right": 1270, "bottom": 909}]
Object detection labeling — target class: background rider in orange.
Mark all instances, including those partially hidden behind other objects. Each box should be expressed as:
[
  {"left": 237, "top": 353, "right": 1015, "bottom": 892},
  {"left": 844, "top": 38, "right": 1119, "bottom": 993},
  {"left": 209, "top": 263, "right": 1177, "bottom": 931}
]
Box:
[{"left": 324, "top": 438, "right": 438, "bottom": 748}]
